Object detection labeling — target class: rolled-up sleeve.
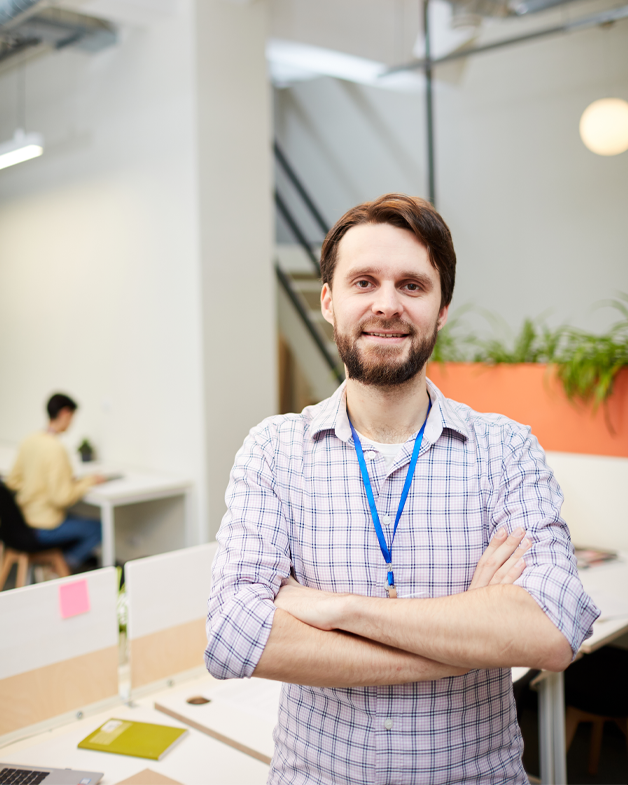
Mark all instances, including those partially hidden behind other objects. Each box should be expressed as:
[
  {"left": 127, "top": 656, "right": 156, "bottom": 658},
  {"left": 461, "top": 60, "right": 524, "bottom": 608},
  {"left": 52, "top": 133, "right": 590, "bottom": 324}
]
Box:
[
  {"left": 491, "top": 426, "right": 600, "bottom": 657},
  {"left": 205, "top": 425, "right": 291, "bottom": 680}
]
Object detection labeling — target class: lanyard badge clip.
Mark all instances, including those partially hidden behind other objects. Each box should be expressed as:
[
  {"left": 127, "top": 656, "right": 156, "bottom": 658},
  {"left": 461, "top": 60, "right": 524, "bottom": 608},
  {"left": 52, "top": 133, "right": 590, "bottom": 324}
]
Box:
[{"left": 385, "top": 564, "right": 397, "bottom": 599}]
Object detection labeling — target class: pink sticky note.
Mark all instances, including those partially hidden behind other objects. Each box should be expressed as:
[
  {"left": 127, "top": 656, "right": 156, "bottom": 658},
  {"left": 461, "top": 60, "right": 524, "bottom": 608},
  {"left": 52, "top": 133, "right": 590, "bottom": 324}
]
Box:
[{"left": 59, "top": 579, "right": 90, "bottom": 619}]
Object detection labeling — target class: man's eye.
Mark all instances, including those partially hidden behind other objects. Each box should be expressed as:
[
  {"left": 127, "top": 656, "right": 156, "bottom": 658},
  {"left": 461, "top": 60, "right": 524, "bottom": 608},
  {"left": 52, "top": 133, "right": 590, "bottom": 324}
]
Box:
[
  {"left": 356, "top": 280, "right": 371, "bottom": 289},
  {"left": 405, "top": 283, "right": 420, "bottom": 292}
]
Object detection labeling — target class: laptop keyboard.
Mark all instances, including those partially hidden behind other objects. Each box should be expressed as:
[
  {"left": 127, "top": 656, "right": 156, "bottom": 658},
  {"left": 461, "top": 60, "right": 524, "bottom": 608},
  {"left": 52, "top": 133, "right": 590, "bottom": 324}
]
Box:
[{"left": 0, "top": 769, "right": 49, "bottom": 784}]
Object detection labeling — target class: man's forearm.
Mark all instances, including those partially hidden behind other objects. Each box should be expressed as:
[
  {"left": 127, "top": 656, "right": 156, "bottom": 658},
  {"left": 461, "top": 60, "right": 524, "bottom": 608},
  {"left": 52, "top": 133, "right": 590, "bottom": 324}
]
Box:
[
  {"left": 328, "top": 585, "right": 572, "bottom": 671},
  {"left": 253, "top": 608, "right": 468, "bottom": 687}
]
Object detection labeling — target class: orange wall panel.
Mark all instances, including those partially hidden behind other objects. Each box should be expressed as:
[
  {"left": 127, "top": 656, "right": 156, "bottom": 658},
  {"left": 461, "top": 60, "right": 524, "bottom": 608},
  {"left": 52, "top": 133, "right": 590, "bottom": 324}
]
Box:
[{"left": 427, "top": 363, "right": 628, "bottom": 457}]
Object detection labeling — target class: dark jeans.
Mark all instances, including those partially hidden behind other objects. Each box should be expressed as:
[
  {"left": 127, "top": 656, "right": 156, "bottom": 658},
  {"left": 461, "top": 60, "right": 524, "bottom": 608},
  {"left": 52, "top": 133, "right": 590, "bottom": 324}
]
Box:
[{"left": 34, "top": 515, "right": 101, "bottom": 569}]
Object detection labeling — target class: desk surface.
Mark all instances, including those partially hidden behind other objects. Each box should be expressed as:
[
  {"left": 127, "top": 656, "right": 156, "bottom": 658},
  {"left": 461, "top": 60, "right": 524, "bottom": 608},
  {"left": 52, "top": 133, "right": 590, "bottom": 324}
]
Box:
[
  {"left": 0, "top": 441, "right": 192, "bottom": 506},
  {"left": 83, "top": 474, "right": 192, "bottom": 506},
  {"left": 0, "top": 675, "right": 269, "bottom": 785}
]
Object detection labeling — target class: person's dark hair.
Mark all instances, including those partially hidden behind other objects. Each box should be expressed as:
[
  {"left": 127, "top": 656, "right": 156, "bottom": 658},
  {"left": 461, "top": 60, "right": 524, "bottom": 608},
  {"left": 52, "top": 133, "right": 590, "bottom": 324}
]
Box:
[
  {"left": 47, "top": 393, "right": 78, "bottom": 420},
  {"left": 320, "top": 193, "right": 456, "bottom": 307}
]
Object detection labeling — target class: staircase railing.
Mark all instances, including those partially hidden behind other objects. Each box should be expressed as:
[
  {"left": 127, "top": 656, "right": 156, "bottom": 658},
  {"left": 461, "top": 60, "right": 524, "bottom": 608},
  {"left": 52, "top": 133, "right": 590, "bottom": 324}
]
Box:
[{"left": 273, "top": 140, "right": 343, "bottom": 383}]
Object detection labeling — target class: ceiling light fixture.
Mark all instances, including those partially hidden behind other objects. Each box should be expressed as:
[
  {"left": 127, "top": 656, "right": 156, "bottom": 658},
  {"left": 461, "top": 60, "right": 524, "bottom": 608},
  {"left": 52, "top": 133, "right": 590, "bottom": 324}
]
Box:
[
  {"left": 0, "top": 128, "right": 44, "bottom": 171},
  {"left": 579, "top": 98, "right": 628, "bottom": 157}
]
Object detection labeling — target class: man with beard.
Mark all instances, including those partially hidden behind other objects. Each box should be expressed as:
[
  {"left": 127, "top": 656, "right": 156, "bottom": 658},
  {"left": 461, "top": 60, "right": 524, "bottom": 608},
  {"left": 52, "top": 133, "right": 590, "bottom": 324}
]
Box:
[{"left": 206, "top": 194, "right": 598, "bottom": 784}]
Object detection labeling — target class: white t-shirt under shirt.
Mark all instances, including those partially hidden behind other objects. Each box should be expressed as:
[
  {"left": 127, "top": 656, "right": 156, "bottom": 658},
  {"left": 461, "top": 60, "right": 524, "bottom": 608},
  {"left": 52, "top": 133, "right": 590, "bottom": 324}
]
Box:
[{"left": 355, "top": 430, "right": 405, "bottom": 472}]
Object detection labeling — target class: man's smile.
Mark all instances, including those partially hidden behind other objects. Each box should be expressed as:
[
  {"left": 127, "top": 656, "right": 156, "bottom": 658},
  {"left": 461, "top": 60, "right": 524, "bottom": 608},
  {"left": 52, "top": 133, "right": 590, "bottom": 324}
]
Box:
[
  {"left": 360, "top": 328, "right": 411, "bottom": 344},
  {"left": 363, "top": 332, "right": 408, "bottom": 338}
]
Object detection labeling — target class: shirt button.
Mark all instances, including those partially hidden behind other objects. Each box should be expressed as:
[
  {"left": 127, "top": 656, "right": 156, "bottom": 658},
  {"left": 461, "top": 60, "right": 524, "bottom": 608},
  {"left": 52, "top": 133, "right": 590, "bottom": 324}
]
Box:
[
  {"left": 384, "top": 718, "right": 393, "bottom": 730},
  {"left": 366, "top": 451, "right": 376, "bottom": 461},
  {"left": 382, "top": 514, "right": 392, "bottom": 526}
]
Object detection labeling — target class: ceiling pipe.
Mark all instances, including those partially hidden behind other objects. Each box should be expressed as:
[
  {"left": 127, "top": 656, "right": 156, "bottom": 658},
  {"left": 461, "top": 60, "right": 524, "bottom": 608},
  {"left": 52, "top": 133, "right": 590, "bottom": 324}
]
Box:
[
  {"left": 383, "top": 3, "right": 628, "bottom": 75},
  {"left": 0, "top": 0, "right": 46, "bottom": 29}
]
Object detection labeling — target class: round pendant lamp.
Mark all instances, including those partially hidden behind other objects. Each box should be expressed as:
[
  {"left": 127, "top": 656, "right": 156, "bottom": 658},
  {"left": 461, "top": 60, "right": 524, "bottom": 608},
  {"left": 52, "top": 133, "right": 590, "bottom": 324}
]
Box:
[{"left": 579, "top": 98, "right": 628, "bottom": 156}]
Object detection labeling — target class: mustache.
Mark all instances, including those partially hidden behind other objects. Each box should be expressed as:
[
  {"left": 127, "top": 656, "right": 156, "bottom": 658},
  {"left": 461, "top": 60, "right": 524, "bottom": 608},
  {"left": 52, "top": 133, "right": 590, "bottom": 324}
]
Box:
[{"left": 358, "top": 319, "right": 417, "bottom": 336}]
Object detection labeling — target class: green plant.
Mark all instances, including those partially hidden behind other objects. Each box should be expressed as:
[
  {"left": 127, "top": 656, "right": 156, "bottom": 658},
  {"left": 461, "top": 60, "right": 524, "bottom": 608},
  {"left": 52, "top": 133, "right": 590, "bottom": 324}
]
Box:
[
  {"left": 431, "top": 304, "right": 479, "bottom": 363},
  {"left": 116, "top": 565, "right": 127, "bottom": 636},
  {"left": 432, "top": 294, "right": 628, "bottom": 407},
  {"left": 554, "top": 294, "right": 628, "bottom": 408},
  {"left": 471, "top": 316, "right": 561, "bottom": 365}
]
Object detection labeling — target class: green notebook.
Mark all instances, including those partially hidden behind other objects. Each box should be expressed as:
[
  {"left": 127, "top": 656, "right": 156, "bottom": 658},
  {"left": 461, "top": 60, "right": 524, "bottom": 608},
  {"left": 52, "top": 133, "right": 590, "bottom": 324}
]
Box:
[{"left": 78, "top": 718, "right": 188, "bottom": 761}]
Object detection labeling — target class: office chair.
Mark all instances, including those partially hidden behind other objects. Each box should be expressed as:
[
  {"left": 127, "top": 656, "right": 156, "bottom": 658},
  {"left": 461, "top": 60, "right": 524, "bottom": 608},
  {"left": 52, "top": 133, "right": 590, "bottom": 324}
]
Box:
[
  {"left": 0, "top": 480, "right": 70, "bottom": 590},
  {"left": 564, "top": 645, "right": 628, "bottom": 775}
]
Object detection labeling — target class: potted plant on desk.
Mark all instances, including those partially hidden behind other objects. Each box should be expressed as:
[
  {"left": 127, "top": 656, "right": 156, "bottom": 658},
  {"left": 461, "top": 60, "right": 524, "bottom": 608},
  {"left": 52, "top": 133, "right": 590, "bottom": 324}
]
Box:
[
  {"left": 77, "top": 438, "right": 95, "bottom": 463},
  {"left": 428, "top": 295, "right": 628, "bottom": 457}
]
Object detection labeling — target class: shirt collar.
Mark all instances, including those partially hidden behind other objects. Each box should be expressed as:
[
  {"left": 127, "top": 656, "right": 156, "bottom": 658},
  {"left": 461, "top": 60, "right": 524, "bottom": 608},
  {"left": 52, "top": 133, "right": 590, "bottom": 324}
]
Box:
[
  {"left": 310, "top": 382, "right": 352, "bottom": 442},
  {"left": 424, "top": 377, "right": 470, "bottom": 444},
  {"left": 309, "top": 377, "right": 469, "bottom": 445}
]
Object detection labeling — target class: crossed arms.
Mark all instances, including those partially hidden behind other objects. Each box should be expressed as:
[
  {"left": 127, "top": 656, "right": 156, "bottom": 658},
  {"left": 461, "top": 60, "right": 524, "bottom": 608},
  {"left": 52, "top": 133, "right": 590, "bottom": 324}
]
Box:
[
  {"left": 253, "top": 528, "right": 574, "bottom": 688},
  {"left": 206, "top": 422, "right": 599, "bottom": 689}
]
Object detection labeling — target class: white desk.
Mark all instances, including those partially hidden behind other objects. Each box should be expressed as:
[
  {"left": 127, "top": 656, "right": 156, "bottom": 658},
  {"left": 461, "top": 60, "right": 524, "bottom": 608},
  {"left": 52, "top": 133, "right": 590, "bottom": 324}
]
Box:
[
  {"left": 537, "top": 552, "right": 628, "bottom": 785},
  {"left": 83, "top": 474, "right": 193, "bottom": 567},
  {"left": 0, "top": 442, "right": 193, "bottom": 567},
  {"left": 0, "top": 677, "right": 269, "bottom": 785}
]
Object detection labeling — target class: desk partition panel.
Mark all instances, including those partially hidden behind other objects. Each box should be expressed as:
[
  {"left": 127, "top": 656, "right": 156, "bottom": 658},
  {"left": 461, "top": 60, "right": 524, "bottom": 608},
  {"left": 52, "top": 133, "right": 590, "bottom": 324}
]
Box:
[
  {"left": 125, "top": 542, "right": 218, "bottom": 692},
  {"left": 546, "top": 451, "right": 628, "bottom": 551},
  {"left": 0, "top": 567, "right": 119, "bottom": 740}
]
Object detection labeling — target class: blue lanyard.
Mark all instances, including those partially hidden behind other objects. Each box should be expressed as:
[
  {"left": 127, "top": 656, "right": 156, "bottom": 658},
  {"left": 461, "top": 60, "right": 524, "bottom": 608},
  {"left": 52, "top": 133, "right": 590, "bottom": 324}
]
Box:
[{"left": 348, "top": 399, "right": 431, "bottom": 596}]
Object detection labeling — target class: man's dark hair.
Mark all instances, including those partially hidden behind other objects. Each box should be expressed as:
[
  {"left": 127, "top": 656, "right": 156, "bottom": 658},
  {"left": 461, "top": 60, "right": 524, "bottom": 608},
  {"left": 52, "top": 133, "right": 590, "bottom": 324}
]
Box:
[
  {"left": 320, "top": 193, "right": 456, "bottom": 308},
  {"left": 47, "top": 393, "right": 78, "bottom": 420}
]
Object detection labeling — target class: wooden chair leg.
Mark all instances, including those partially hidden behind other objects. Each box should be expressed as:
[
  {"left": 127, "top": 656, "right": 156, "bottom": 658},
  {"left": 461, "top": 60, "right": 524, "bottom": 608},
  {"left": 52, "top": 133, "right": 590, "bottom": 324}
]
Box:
[
  {"left": 565, "top": 705, "right": 582, "bottom": 751},
  {"left": 0, "top": 550, "right": 16, "bottom": 590},
  {"left": 49, "top": 550, "right": 70, "bottom": 578},
  {"left": 588, "top": 718, "right": 605, "bottom": 776},
  {"left": 15, "top": 552, "right": 29, "bottom": 588}
]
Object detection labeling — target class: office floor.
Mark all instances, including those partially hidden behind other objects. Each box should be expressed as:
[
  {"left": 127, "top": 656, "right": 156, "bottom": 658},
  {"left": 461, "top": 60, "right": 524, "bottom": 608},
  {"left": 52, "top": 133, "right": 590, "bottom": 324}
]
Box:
[{"left": 519, "top": 687, "right": 628, "bottom": 784}]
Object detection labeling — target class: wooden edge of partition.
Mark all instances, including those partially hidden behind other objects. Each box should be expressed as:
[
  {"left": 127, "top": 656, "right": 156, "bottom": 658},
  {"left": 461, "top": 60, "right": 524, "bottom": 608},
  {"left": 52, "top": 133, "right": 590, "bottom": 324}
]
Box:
[
  {"left": 129, "top": 617, "right": 207, "bottom": 689},
  {"left": 0, "top": 645, "right": 119, "bottom": 736}
]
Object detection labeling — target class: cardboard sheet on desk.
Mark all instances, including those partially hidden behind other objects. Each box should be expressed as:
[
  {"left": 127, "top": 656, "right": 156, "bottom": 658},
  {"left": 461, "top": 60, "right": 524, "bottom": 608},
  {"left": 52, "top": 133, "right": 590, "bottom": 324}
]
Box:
[
  {"left": 154, "top": 678, "right": 281, "bottom": 761},
  {"left": 115, "top": 769, "right": 183, "bottom": 785}
]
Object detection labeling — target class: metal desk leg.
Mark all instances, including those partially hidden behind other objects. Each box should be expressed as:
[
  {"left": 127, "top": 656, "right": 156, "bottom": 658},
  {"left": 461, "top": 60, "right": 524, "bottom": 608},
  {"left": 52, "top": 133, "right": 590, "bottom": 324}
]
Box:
[
  {"left": 101, "top": 502, "right": 115, "bottom": 567},
  {"left": 539, "top": 673, "right": 554, "bottom": 784},
  {"left": 184, "top": 487, "right": 195, "bottom": 547},
  {"left": 538, "top": 670, "right": 567, "bottom": 785},
  {"left": 551, "top": 671, "right": 567, "bottom": 784}
]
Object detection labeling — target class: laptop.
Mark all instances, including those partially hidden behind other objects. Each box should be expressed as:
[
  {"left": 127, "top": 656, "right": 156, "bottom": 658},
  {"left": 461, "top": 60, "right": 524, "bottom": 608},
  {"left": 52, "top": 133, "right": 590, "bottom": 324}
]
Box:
[{"left": 0, "top": 763, "right": 103, "bottom": 785}]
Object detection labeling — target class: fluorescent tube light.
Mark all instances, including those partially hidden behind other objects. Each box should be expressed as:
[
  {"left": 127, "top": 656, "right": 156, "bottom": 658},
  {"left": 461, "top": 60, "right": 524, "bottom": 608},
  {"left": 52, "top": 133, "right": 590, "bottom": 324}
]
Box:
[
  {"left": 267, "top": 39, "right": 423, "bottom": 92},
  {"left": 0, "top": 129, "right": 44, "bottom": 171}
]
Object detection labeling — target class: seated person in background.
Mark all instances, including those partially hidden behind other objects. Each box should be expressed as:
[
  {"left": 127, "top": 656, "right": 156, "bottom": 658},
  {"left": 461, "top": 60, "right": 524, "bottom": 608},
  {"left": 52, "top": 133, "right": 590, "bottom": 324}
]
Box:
[{"left": 6, "top": 392, "right": 105, "bottom": 571}]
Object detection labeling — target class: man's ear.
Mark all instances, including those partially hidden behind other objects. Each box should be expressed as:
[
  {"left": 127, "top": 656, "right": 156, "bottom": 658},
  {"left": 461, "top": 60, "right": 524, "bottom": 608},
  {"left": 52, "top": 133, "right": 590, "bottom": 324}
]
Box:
[
  {"left": 321, "top": 283, "right": 334, "bottom": 326},
  {"left": 436, "top": 303, "right": 450, "bottom": 332}
]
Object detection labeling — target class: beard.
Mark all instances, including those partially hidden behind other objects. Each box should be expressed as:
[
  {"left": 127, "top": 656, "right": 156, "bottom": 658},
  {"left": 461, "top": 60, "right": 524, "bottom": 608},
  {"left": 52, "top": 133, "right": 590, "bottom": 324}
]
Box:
[{"left": 334, "top": 318, "right": 438, "bottom": 387}]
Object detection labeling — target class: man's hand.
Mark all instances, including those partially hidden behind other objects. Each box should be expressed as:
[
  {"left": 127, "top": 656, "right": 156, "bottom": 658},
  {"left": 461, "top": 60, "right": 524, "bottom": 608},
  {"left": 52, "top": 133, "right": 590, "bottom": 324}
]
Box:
[
  {"left": 275, "top": 578, "right": 345, "bottom": 631},
  {"left": 275, "top": 527, "right": 531, "bottom": 631},
  {"left": 468, "top": 527, "right": 530, "bottom": 590}
]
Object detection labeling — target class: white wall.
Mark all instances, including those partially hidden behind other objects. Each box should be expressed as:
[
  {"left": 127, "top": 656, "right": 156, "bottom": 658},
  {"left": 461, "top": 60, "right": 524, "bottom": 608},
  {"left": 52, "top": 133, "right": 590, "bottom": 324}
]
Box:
[
  {"left": 0, "top": 7, "right": 204, "bottom": 480},
  {"left": 272, "top": 0, "right": 628, "bottom": 335},
  {"left": 0, "top": 0, "right": 277, "bottom": 543},
  {"left": 196, "top": 0, "right": 277, "bottom": 536}
]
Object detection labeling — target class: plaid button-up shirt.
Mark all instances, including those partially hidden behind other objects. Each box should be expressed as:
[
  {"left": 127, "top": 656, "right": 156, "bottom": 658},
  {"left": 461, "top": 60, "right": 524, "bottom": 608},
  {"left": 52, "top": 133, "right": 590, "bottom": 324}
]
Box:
[{"left": 206, "top": 380, "right": 599, "bottom": 785}]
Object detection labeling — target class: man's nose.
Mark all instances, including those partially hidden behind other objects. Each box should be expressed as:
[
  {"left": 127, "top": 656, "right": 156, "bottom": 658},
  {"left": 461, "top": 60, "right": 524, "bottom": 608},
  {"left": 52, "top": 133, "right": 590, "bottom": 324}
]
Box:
[{"left": 371, "top": 284, "right": 403, "bottom": 318}]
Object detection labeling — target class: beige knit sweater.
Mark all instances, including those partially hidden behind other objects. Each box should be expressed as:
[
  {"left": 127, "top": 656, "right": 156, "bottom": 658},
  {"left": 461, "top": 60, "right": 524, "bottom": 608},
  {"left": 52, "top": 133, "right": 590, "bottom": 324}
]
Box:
[{"left": 6, "top": 431, "right": 96, "bottom": 529}]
